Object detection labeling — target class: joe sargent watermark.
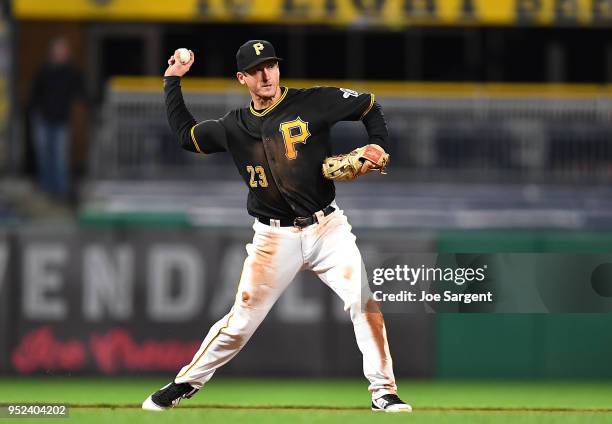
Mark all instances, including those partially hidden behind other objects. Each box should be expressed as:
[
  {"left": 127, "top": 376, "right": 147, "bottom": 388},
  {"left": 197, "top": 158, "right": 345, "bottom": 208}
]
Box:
[{"left": 370, "top": 264, "right": 493, "bottom": 304}]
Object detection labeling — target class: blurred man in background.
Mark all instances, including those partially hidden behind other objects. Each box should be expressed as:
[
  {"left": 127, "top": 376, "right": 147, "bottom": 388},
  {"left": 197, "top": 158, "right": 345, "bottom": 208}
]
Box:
[{"left": 29, "top": 36, "right": 85, "bottom": 200}]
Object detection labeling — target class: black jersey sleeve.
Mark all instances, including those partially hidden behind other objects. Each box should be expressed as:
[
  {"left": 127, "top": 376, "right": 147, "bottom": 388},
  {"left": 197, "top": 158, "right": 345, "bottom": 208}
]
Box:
[
  {"left": 315, "top": 86, "right": 388, "bottom": 149},
  {"left": 360, "top": 100, "right": 389, "bottom": 150},
  {"left": 191, "top": 116, "right": 228, "bottom": 154},
  {"left": 163, "top": 76, "right": 228, "bottom": 154},
  {"left": 316, "top": 86, "right": 376, "bottom": 125}
]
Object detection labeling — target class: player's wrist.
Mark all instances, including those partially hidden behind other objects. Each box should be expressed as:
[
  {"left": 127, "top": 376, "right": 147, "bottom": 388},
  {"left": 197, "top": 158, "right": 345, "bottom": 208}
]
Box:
[
  {"left": 163, "top": 76, "right": 181, "bottom": 91},
  {"left": 164, "top": 69, "right": 183, "bottom": 77}
]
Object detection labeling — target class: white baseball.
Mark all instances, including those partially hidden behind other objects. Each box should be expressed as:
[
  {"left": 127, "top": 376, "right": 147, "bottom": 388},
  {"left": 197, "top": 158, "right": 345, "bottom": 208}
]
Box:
[{"left": 177, "top": 48, "right": 191, "bottom": 65}]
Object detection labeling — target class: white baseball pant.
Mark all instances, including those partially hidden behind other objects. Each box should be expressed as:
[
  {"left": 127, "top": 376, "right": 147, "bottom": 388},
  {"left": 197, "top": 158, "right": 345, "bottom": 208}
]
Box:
[{"left": 174, "top": 203, "right": 398, "bottom": 399}]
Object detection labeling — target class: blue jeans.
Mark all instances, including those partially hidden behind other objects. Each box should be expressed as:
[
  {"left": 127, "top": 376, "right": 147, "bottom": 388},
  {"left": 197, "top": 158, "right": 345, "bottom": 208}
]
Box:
[{"left": 32, "top": 115, "right": 70, "bottom": 197}]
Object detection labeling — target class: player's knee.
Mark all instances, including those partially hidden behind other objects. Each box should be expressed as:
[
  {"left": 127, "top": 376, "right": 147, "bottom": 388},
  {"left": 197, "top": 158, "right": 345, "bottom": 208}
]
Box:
[
  {"left": 344, "top": 297, "right": 365, "bottom": 317},
  {"left": 345, "top": 297, "right": 382, "bottom": 320},
  {"left": 239, "top": 285, "right": 271, "bottom": 309}
]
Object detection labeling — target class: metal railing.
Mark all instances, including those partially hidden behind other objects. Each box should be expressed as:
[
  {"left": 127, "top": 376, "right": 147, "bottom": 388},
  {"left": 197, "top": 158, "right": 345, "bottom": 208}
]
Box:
[{"left": 89, "top": 80, "right": 612, "bottom": 183}]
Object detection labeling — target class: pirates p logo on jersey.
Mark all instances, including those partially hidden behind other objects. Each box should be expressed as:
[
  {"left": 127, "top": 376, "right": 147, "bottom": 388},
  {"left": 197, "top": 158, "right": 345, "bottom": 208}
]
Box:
[{"left": 279, "top": 117, "right": 311, "bottom": 160}]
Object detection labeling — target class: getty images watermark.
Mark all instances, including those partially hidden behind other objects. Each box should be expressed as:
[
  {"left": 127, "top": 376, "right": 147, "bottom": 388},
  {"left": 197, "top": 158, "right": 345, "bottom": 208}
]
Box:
[
  {"left": 366, "top": 254, "right": 612, "bottom": 313},
  {"left": 370, "top": 264, "right": 493, "bottom": 304}
]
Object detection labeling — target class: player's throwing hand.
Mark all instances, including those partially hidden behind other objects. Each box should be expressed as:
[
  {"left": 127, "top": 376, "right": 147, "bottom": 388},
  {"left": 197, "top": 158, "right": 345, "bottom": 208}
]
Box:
[{"left": 164, "top": 49, "right": 195, "bottom": 77}]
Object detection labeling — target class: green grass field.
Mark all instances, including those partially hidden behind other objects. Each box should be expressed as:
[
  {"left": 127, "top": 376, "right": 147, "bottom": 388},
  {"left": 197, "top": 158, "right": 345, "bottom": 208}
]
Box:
[{"left": 1, "top": 378, "right": 611, "bottom": 423}]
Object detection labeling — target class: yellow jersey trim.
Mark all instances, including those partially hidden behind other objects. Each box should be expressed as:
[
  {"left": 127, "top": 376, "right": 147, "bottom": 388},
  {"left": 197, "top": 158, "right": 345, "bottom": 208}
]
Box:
[
  {"left": 176, "top": 308, "right": 235, "bottom": 378},
  {"left": 360, "top": 93, "right": 375, "bottom": 120},
  {"left": 190, "top": 124, "right": 202, "bottom": 153},
  {"left": 249, "top": 87, "right": 288, "bottom": 117}
]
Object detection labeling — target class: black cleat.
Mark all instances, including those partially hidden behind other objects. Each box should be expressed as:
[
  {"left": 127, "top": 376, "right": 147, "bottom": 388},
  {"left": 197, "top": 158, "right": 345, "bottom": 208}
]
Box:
[
  {"left": 371, "top": 394, "right": 412, "bottom": 413},
  {"left": 142, "top": 382, "right": 199, "bottom": 411}
]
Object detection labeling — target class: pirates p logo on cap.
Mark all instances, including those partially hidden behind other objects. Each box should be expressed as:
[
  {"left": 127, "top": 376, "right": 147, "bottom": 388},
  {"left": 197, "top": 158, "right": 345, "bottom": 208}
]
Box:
[
  {"left": 253, "top": 43, "right": 264, "bottom": 55},
  {"left": 236, "top": 40, "right": 283, "bottom": 71}
]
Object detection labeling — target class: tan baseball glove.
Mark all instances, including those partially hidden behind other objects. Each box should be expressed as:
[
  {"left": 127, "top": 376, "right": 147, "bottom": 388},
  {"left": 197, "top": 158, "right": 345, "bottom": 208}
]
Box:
[{"left": 322, "top": 144, "right": 390, "bottom": 181}]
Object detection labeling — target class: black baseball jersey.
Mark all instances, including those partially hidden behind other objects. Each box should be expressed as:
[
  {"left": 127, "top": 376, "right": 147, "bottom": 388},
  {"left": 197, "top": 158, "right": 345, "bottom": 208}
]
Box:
[{"left": 164, "top": 79, "right": 387, "bottom": 220}]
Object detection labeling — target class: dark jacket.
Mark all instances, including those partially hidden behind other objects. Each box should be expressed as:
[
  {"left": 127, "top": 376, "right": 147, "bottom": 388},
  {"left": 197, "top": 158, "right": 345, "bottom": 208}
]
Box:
[{"left": 30, "top": 62, "right": 85, "bottom": 123}]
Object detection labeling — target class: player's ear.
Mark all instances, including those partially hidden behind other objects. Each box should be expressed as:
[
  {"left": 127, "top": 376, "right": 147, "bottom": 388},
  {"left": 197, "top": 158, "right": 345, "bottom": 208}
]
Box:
[{"left": 236, "top": 72, "right": 246, "bottom": 85}]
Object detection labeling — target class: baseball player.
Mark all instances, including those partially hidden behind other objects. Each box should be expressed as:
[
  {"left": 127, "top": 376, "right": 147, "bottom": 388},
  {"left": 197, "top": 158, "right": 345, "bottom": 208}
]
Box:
[{"left": 142, "top": 40, "right": 411, "bottom": 413}]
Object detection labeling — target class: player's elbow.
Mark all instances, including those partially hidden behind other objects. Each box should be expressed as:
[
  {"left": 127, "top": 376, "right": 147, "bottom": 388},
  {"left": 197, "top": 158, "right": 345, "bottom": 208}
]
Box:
[{"left": 176, "top": 125, "right": 202, "bottom": 153}]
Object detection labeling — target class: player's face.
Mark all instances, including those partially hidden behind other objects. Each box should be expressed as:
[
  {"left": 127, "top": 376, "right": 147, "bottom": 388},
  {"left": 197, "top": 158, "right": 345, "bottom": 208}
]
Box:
[{"left": 237, "top": 60, "right": 280, "bottom": 100}]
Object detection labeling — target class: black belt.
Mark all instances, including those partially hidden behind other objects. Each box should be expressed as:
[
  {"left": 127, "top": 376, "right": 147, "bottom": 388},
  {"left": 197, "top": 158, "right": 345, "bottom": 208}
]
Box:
[{"left": 257, "top": 205, "right": 336, "bottom": 228}]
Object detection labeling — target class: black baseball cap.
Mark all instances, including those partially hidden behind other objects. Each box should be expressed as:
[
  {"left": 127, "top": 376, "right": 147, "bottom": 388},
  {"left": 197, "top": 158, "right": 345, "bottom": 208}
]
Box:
[{"left": 236, "top": 40, "right": 282, "bottom": 72}]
